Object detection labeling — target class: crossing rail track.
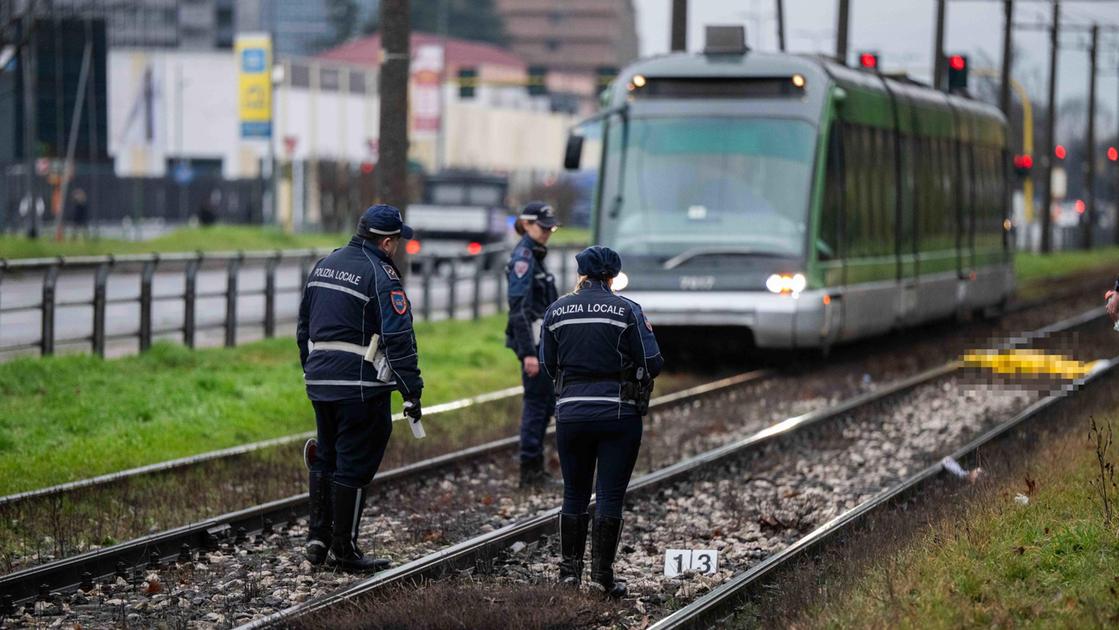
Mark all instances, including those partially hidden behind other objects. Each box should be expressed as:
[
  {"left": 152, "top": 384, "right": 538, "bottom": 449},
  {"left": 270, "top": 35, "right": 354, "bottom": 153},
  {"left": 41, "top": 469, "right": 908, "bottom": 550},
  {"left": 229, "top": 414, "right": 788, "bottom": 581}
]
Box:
[{"left": 243, "top": 306, "right": 1110, "bottom": 629}]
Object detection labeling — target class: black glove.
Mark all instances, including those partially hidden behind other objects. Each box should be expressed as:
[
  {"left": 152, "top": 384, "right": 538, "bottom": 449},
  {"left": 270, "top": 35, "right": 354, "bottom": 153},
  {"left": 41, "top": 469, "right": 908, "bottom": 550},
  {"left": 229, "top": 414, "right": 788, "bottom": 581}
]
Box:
[{"left": 403, "top": 396, "right": 422, "bottom": 421}]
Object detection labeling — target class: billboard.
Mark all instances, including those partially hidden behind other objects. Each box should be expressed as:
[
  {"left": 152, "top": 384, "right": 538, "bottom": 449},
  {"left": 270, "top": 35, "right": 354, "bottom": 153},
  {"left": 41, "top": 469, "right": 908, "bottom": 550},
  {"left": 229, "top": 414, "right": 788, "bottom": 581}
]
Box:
[{"left": 236, "top": 33, "right": 272, "bottom": 138}]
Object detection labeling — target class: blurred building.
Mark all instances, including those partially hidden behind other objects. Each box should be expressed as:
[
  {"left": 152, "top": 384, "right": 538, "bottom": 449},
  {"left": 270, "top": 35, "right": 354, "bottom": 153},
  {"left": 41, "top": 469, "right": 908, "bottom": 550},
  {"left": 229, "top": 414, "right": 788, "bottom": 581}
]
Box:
[
  {"left": 4, "top": 0, "right": 235, "bottom": 49},
  {"left": 235, "top": 0, "right": 379, "bottom": 58},
  {"left": 495, "top": 0, "right": 639, "bottom": 76}
]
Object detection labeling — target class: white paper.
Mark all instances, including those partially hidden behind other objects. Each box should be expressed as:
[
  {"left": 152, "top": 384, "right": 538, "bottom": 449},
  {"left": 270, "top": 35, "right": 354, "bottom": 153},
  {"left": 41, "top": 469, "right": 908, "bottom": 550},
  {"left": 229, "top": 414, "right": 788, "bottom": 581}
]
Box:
[{"left": 664, "top": 549, "right": 718, "bottom": 577}]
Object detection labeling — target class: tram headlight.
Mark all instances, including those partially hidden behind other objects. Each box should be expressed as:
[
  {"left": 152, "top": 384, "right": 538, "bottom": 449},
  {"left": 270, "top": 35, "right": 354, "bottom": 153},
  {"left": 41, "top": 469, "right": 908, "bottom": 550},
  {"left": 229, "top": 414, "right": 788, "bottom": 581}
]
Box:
[
  {"left": 613, "top": 272, "right": 629, "bottom": 291},
  {"left": 766, "top": 273, "right": 807, "bottom": 296}
]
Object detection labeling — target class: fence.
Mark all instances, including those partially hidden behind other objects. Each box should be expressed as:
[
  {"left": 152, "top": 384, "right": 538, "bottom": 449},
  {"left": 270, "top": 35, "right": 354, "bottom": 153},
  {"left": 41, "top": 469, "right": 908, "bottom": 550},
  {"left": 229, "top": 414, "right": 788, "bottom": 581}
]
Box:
[{"left": 0, "top": 245, "right": 580, "bottom": 358}]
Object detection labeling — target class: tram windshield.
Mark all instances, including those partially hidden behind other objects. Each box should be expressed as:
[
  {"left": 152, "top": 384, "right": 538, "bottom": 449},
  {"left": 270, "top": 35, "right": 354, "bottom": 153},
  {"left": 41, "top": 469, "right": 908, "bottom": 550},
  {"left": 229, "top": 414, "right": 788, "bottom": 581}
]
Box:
[{"left": 598, "top": 116, "right": 816, "bottom": 262}]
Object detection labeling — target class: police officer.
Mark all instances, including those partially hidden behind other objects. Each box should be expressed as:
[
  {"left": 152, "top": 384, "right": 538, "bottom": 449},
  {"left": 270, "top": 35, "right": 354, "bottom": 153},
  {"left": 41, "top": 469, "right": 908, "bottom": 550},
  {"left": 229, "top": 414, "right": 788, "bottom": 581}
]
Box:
[
  {"left": 296, "top": 203, "right": 424, "bottom": 573},
  {"left": 539, "top": 246, "right": 663, "bottom": 597},
  {"left": 505, "top": 201, "right": 561, "bottom": 486}
]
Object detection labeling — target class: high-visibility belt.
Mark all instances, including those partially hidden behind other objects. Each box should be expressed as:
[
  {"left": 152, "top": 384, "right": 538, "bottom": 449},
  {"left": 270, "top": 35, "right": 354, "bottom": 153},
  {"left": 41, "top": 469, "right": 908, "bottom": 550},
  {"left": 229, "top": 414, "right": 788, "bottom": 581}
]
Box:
[{"left": 310, "top": 340, "right": 368, "bottom": 358}]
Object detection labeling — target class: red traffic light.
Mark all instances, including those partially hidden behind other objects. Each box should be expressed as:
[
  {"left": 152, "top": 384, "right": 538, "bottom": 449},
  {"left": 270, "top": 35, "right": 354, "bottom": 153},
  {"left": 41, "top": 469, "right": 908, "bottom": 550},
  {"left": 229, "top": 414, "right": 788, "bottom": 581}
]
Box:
[
  {"left": 1055, "top": 145, "right": 1067, "bottom": 160},
  {"left": 949, "top": 55, "right": 966, "bottom": 71},
  {"left": 1108, "top": 147, "right": 1118, "bottom": 162},
  {"left": 1013, "top": 154, "right": 1033, "bottom": 170},
  {"left": 858, "top": 52, "right": 879, "bottom": 69},
  {"left": 1075, "top": 199, "right": 1086, "bottom": 215}
]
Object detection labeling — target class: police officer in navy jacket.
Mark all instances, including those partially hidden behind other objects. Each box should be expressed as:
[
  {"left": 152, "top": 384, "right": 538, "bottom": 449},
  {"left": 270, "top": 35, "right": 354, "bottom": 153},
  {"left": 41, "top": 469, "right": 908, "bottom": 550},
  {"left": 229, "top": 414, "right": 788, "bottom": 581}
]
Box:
[
  {"left": 505, "top": 201, "right": 560, "bottom": 486},
  {"left": 296, "top": 204, "right": 423, "bottom": 572},
  {"left": 539, "top": 246, "right": 663, "bottom": 596}
]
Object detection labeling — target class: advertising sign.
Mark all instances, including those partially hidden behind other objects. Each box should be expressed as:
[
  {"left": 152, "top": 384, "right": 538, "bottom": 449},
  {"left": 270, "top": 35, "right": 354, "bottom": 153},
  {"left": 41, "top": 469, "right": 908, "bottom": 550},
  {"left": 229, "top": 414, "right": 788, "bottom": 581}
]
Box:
[{"left": 236, "top": 33, "right": 272, "bottom": 138}]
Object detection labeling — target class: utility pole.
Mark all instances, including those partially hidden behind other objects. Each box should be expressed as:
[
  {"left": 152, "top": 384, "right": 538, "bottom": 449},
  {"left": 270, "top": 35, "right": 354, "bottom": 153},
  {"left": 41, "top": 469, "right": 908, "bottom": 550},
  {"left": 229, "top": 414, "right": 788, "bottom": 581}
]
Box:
[
  {"left": 999, "top": 0, "right": 1013, "bottom": 116},
  {"left": 377, "top": 0, "right": 410, "bottom": 214},
  {"left": 933, "top": 0, "right": 946, "bottom": 90},
  {"left": 671, "top": 0, "right": 686, "bottom": 52},
  {"left": 21, "top": 16, "right": 38, "bottom": 239},
  {"left": 1084, "top": 23, "right": 1098, "bottom": 250},
  {"left": 835, "top": 0, "right": 849, "bottom": 63},
  {"left": 776, "top": 0, "right": 786, "bottom": 52},
  {"left": 1040, "top": 0, "right": 1059, "bottom": 253}
]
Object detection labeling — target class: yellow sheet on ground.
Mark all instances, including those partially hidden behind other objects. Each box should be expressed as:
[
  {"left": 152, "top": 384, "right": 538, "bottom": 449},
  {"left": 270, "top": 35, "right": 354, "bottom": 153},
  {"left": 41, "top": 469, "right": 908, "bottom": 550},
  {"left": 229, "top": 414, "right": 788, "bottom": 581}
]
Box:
[{"left": 961, "top": 349, "right": 1098, "bottom": 379}]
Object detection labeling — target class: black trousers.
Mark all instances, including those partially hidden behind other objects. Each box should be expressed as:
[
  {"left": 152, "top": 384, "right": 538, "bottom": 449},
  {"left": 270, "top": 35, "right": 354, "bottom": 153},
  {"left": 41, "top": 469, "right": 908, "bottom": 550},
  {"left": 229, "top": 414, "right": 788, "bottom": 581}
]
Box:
[
  {"left": 556, "top": 416, "right": 642, "bottom": 519},
  {"left": 310, "top": 393, "right": 393, "bottom": 488}
]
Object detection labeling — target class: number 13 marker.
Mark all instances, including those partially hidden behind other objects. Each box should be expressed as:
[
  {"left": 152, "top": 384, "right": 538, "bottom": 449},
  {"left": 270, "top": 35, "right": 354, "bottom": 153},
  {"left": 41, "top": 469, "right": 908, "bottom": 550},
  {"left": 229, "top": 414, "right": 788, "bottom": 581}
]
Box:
[{"left": 664, "top": 549, "right": 718, "bottom": 577}]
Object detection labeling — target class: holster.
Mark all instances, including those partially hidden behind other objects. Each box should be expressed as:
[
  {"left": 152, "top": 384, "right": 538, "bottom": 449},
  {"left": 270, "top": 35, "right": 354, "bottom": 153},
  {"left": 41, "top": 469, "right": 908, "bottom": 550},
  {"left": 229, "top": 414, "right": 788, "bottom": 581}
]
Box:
[{"left": 622, "top": 366, "right": 654, "bottom": 416}]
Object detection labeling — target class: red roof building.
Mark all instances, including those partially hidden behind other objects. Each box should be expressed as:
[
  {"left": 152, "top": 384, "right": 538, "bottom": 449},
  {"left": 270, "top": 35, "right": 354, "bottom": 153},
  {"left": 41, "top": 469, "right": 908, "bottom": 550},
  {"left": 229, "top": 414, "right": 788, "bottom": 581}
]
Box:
[{"left": 319, "top": 32, "right": 526, "bottom": 77}]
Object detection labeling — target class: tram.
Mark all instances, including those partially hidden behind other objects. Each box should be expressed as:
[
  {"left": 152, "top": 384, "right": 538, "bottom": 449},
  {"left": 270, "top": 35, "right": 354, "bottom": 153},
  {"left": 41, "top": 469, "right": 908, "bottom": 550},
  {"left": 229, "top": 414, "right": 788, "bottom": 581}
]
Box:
[{"left": 564, "top": 26, "right": 1011, "bottom": 351}]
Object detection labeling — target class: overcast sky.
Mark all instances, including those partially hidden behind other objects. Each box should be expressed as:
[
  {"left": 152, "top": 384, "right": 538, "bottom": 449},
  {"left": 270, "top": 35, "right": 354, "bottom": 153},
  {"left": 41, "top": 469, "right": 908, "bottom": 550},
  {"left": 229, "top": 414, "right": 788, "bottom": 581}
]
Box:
[{"left": 633, "top": 0, "right": 1119, "bottom": 132}]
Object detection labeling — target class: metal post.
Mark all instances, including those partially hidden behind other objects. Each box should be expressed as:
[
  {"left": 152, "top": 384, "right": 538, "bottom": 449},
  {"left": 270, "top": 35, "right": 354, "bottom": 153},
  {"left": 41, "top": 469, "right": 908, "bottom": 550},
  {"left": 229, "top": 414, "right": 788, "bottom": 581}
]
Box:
[
  {"left": 775, "top": 0, "right": 786, "bottom": 52},
  {"left": 139, "top": 258, "right": 157, "bottom": 352},
  {"left": 421, "top": 257, "right": 433, "bottom": 321},
  {"left": 933, "top": 0, "right": 947, "bottom": 90},
  {"left": 495, "top": 263, "right": 505, "bottom": 313},
  {"left": 835, "top": 0, "right": 849, "bottom": 64},
  {"left": 22, "top": 18, "right": 39, "bottom": 239},
  {"left": 41, "top": 264, "right": 59, "bottom": 356},
  {"left": 264, "top": 253, "right": 279, "bottom": 338},
  {"left": 92, "top": 262, "right": 111, "bottom": 357},
  {"left": 999, "top": 0, "right": 1014, "bottom": 116},
  {"left": 1040, "top": 0, "right": 1060, "bottom": 253},
  {"left": 671, "top": 0, "right": 687, "bottom": 52},
  {"left": 225, "top": 254, "right": 242, "bottom": 347},
  {"left": 559, "top": 247, "right": 570, "bottom": 290},
  {"left": 447, "top": 258, "right": 458, "bottom": 320},
  {"left": 184, "top": 257, "right": 200, "bottom": 348},
  {"left": 472, "top": 256, "right": 483, "bottom": 320},
  {"left": 1084, "top": 23, "right": 1098, "bottom": 250}
]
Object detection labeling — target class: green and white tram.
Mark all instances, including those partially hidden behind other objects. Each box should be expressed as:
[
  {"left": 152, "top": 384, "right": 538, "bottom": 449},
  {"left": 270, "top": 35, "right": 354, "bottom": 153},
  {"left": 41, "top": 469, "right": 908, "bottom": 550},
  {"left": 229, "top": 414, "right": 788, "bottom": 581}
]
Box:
[{"left": 564, "top": 27, "right": 1011, "bottom": 350}]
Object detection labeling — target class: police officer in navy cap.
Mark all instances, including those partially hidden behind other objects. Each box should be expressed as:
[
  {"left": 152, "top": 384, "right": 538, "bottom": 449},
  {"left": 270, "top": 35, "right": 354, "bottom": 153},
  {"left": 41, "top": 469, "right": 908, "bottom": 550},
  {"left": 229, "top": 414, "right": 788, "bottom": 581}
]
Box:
[
  {"left": 539, "top": 246, "right": 663, "bottom": 596},
  {"left": 505, "top": 201, "right": 561, "bottom": 486},
  {"left": 296, "top": 203, "right": 424, "bottom": 572}
]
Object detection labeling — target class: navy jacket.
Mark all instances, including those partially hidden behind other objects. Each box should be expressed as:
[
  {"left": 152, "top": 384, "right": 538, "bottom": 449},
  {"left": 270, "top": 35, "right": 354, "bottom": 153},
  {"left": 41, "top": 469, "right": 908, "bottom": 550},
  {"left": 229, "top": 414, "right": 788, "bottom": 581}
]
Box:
[
  {"left": 505, "top": 234, "right": 559, "bottom": 359},
  {"left": 539, "top": 279, "right": 663, "bottom": 421},
  {"left": 297, "top": 236, "right": 423, "bottom": 402}
]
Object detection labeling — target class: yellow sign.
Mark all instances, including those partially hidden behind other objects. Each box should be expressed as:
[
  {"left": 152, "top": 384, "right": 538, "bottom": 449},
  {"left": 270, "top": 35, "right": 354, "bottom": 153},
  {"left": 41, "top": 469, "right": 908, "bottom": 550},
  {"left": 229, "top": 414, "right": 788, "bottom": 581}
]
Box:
[
  {"left": 962, "top": 349, "right": 1098, "bottom": 380},
  {"left": 236, "top": 33, "right": 272, "bottom": 138}
]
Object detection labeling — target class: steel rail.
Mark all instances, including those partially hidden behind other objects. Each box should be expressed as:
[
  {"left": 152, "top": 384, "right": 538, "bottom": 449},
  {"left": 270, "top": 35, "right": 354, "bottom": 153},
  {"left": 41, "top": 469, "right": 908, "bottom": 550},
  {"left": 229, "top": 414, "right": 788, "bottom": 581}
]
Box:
[
  {"left": 648, "top": 354, "right": 1117, "bottom": 630},
  {"left": 0, "top": 371, "right": 772, "bottom": 604},
  {"left": 241, "top": 306, "right": 1108, "bottom": 629}
]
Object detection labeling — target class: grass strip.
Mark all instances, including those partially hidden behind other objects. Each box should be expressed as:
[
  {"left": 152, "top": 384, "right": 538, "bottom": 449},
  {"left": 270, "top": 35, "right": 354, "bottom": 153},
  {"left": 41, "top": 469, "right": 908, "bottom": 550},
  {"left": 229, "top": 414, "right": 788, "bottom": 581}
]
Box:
[
  {"left": 0, "top": 225, "right": 591, "bottom": 259},
  {"left": 0, "top": 315, "right": 517, "bottom": 495},
  {"left": 799, "top": 413, "right": 1119, "bottom": 629},
  {"left": 1016, "top": 246, "right": 1119, "bottom": 286}
]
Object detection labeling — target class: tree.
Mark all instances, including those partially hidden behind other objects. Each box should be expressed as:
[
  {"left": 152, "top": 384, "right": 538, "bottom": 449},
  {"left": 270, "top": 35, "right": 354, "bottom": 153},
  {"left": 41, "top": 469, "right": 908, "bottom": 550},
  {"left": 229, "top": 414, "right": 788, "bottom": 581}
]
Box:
[
  {"left": 364, "top": 0, "right": 507, "bottom": 46},
  {"left": 323, "top": 0, "right": 361, "bottom": 48}
]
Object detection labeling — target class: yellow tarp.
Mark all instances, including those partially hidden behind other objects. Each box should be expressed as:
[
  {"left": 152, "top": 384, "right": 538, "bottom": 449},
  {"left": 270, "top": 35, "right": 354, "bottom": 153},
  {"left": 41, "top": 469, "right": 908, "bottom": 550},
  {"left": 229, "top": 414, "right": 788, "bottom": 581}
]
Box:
[{"left": 961, "top": 349, "right": 1098, "bottom": 379}]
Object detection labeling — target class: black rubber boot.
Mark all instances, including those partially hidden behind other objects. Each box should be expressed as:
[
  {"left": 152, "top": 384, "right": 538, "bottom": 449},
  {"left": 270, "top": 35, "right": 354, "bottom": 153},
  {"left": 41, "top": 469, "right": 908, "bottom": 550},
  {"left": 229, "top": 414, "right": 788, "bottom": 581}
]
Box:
[
  {"left": 304, "top": 471, "right": 332, "bottom": 565},
  {"left": 590, "top": 516, "right": 627, "bottom": 598},
  {"left": 519, "top": 455, "right": 559, "bottom": 488},
  {"left": 557, "top": 513, "right": 590, "bottom": 586},
  {"left": 327, "top": 483, "right": 391, "bottom": 573}
]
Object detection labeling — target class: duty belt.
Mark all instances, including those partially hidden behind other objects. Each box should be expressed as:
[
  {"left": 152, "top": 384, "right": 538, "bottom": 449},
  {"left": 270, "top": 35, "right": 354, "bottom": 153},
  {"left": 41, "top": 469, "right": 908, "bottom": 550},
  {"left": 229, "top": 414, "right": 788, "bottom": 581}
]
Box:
[{"left": 309, "top": 340, "right": 369, "bottom": 358}]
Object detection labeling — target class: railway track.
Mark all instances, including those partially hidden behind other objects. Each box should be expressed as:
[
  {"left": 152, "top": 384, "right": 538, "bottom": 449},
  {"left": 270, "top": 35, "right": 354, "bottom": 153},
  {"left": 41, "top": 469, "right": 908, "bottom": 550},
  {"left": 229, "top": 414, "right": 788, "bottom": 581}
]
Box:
[
  {"left": 241, "top": 306, "right": 1110, "bottom": 629},
  {"left": 0, "top": 301, "right": 1108, "bottom": 627},
  {"left": 0, "top": 371, "right": 770, "bottom": 616}
]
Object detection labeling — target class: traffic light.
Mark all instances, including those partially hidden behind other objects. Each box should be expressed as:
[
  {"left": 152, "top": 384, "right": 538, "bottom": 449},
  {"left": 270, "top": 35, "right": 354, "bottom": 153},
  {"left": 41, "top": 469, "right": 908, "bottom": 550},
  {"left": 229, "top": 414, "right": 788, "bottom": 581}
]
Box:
[
  {"left": 857, "top": 52, "right": 879, "bottom": 70},
  {"left": 946, "top": 54, "right": 968, "bottom": 91},
  {"left": 1108, "top": 146, "right": 1118, "bottom": 162},
  {"left": 457, "top": 67, "right": 477, "bottom": 99},
  {"left": 527, "top": 65, "right": 548, "bottom": 96},
  {"left": 595, "top": 66, "right": 617, "bottom": 93},
  {"left": 1055, "top": 144, "right": 1067, "bottom": 160},
  {"left": 1012, "top": 154, "right": 1033, "bottom": 178}
]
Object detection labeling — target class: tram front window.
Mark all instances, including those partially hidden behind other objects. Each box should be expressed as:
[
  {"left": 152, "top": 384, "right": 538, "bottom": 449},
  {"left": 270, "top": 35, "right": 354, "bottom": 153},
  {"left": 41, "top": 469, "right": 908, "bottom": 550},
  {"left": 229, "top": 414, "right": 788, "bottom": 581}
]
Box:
[{"left": 599, "top": 117, "right": 816, "bottom": 263}]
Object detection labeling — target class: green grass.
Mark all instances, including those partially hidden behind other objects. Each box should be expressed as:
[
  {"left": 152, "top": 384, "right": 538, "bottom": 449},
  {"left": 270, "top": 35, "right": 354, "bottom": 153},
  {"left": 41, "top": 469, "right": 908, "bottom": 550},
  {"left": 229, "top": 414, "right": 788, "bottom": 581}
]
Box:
[
  {"left": 0, "top": 226, "right": 347, "bottom": 259},
  {"left": 548, "top": 226, "right": 591, "bottom": 247},
  {"left": 803, "top": 419, "right": 1119, "bottom": 629},
  {"left": 1016, "top": 246, "right": 1119, "bottom": 285},
  {"left": 0, "top": 315, "right": 519, "bottom": 494}
]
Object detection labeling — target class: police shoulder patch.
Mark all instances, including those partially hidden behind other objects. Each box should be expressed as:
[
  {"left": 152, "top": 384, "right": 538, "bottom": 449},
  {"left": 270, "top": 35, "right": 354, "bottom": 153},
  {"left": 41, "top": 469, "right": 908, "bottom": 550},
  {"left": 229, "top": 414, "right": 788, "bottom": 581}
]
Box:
[
  {"left": 390, "top": 290, "right": 408, "bottom": 315},
  {"left": 645, "top": 316, "right": 654, "bottom": 332},
  {"left": 381, "top": 263, "right": 399, "bottom": 281},
  {"left": 513, "top": 260, "right": 530, "bottom": 278}
]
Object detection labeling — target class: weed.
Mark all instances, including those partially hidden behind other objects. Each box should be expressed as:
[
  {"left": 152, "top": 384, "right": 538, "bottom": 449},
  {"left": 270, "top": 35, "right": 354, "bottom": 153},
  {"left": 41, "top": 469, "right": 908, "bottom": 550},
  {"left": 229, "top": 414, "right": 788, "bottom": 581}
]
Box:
[{"left": 1088, "top": 416, "right": 1117, "bottom": 525}]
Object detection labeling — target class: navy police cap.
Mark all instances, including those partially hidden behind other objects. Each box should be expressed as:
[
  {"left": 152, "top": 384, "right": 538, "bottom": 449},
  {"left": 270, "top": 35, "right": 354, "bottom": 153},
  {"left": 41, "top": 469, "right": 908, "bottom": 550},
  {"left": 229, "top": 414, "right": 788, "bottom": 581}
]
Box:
[
  {"left": 357, "top": 203, "right": 414, "bottom": 240},
  {"left": 576, "top": 246, "right": 622, "bottom": 279},
  {"left": 519, "top": 201, "right": 559, "bottom": 229}
]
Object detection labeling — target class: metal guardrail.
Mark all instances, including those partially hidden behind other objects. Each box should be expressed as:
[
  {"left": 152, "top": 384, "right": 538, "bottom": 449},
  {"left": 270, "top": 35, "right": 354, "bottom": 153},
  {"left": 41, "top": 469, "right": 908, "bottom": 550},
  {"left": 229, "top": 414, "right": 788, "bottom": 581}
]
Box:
[{"left": 0, "top": 244, "right": 579, "bottom": 358}]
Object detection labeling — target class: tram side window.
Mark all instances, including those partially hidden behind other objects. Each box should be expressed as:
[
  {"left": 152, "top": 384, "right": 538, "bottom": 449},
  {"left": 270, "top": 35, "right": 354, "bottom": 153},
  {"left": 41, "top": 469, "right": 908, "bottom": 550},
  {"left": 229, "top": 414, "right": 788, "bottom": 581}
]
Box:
[
  {"left": 842, "top": 123, "right": 895, "bottom": 259},
  {"left": 975, "top": 146, "right": 1003, "bottom": 253},
  {"left": 819, "top": 124, "right": 843, "bottom": 261}
]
